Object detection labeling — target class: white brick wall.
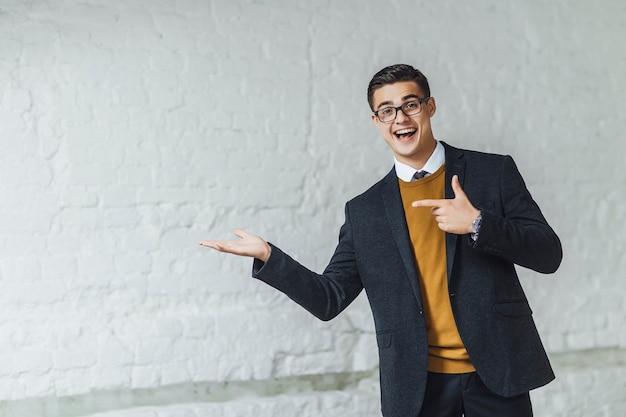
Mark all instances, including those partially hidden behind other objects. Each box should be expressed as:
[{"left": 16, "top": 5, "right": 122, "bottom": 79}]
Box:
[{"left": 0, "top": 0, "right": 624, "bottom": 416}]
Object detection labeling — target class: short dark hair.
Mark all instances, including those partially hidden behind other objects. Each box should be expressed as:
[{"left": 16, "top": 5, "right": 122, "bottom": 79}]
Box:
[{"left": 367, "top": 64, "right": 431, "bottom": 111}]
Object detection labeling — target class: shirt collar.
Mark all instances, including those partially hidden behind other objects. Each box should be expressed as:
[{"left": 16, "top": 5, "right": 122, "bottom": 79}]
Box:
[{"left": 394, "top": 141, "right": 446, "bottom": 182}]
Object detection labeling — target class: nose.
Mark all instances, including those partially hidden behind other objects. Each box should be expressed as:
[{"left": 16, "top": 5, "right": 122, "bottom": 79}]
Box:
[{"left": 394, "top": 107, "right": 410, "bottom": 123}]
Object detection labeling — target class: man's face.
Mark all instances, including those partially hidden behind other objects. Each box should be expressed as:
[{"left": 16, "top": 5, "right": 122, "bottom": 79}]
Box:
[{"left": 370, "top": 81, "right": 437, "bottom": 168}]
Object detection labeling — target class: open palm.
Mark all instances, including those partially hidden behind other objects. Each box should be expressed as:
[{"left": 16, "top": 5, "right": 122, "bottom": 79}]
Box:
[{"left": 199, "top": 228, "right": 271, "bottom": 262}]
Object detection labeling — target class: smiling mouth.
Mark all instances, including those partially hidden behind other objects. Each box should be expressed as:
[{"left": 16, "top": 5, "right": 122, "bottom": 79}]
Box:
[{"left": 394, "top": 128, "right": 417, "bottom": 140}]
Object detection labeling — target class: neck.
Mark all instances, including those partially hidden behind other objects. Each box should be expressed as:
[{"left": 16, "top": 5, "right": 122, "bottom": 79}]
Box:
[{"left": 404, "top": 139, "right": 437, "bottom": 170}]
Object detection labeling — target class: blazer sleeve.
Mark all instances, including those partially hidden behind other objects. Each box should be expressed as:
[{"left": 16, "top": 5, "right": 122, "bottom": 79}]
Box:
[
  {"left": 251, "top": 204, "right": 364, "bottom": 321},
  {"left": 471, "top": 155, "right": 563, "bottom": 273}
]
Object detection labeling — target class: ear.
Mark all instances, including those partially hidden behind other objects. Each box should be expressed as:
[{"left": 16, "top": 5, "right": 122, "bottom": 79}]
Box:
[
  {"left": 371, "top": 112, "right": 378, "bottom": 124},
  {"left": 427, "top": 97, "right": 437, "bottom": 117}
]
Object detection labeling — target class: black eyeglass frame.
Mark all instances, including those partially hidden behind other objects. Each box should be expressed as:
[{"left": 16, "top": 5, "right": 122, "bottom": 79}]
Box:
[{"left": 373, "top": 97, "right": 431, "bottom": 123}]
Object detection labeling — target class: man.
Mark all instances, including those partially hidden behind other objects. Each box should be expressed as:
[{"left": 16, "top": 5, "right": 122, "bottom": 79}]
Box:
[{"left": 200, "top": 64, "right": 562, "bottom": 417}]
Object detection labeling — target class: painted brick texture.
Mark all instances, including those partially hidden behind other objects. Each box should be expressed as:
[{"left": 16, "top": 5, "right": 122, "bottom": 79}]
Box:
[{"left": 0, "top": 1, "right": 624, "bottom": 416}]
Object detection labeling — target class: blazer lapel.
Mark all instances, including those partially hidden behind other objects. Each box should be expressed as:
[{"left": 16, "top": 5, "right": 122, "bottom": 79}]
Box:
[
  {"left": 442, "top": 142, "right": 466, "bottom": 282},
  {"left": 381, "top": 168, "right": 423, "bottom": 310}
]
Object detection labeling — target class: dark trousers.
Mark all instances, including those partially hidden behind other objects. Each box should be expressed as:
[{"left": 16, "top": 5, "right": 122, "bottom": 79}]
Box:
[{"left": 418, "top": 372, "right": 533, "bottom": 417}]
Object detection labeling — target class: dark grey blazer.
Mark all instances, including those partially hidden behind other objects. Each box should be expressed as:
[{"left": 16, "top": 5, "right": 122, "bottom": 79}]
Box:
[{"left": 253, "top": 142, "right": 562, "bottom": 417}]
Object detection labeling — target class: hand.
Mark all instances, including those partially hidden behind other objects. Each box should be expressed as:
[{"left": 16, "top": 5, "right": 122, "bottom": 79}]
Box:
[
  {"left": 199, "top": 228, "right": 272, "bottom": 262},
  {"left": 411, "top": 175, "right": 480, "bottom": 234}
]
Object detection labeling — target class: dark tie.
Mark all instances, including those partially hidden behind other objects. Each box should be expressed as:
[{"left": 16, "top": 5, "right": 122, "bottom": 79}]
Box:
[{"left": 413, "top": 170, "right": 428, "bottom": 181}]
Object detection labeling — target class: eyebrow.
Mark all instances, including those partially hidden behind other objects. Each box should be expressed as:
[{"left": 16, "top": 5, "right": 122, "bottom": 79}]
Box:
[{"left": 375, "top": 94, "right": 421, "bottom": 110}]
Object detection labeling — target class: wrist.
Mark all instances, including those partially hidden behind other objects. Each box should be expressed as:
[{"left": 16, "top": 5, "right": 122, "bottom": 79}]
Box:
[
  {"left": 471, "top": 211, "right": 482, "bottom": 241},
  {"left": 261, "top": 242, "right": 272, "bottom": 262}
]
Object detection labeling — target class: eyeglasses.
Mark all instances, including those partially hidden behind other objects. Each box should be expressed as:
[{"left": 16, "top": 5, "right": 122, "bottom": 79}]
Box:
[{"left": 373, "top": 98, "right": 431, "bottom": 123}]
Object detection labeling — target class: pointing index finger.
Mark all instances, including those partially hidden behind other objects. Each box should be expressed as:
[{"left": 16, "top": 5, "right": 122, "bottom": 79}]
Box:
[{"left": 412, "top": 199, "right": 444, "bottom": 208}]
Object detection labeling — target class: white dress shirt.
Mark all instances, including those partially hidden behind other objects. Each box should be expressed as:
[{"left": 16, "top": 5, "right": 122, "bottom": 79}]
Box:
[{"left": 394, "top": 141, "right": 446, "bottom": 182}]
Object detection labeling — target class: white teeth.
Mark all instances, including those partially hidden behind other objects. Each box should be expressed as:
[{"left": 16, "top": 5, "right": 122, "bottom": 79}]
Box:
[{"left": 395, "top": 128, "right": 416, "bottom": 135}]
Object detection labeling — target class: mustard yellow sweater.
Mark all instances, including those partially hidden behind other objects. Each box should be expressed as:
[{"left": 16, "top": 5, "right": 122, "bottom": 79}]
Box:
[{"left": 398, "top": 164, "right": 475, "bottom": 374}]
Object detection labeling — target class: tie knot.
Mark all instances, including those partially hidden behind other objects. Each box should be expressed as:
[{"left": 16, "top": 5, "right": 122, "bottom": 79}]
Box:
[{"left": 413, "top": 170, "right": 428, "bottom": 180}]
